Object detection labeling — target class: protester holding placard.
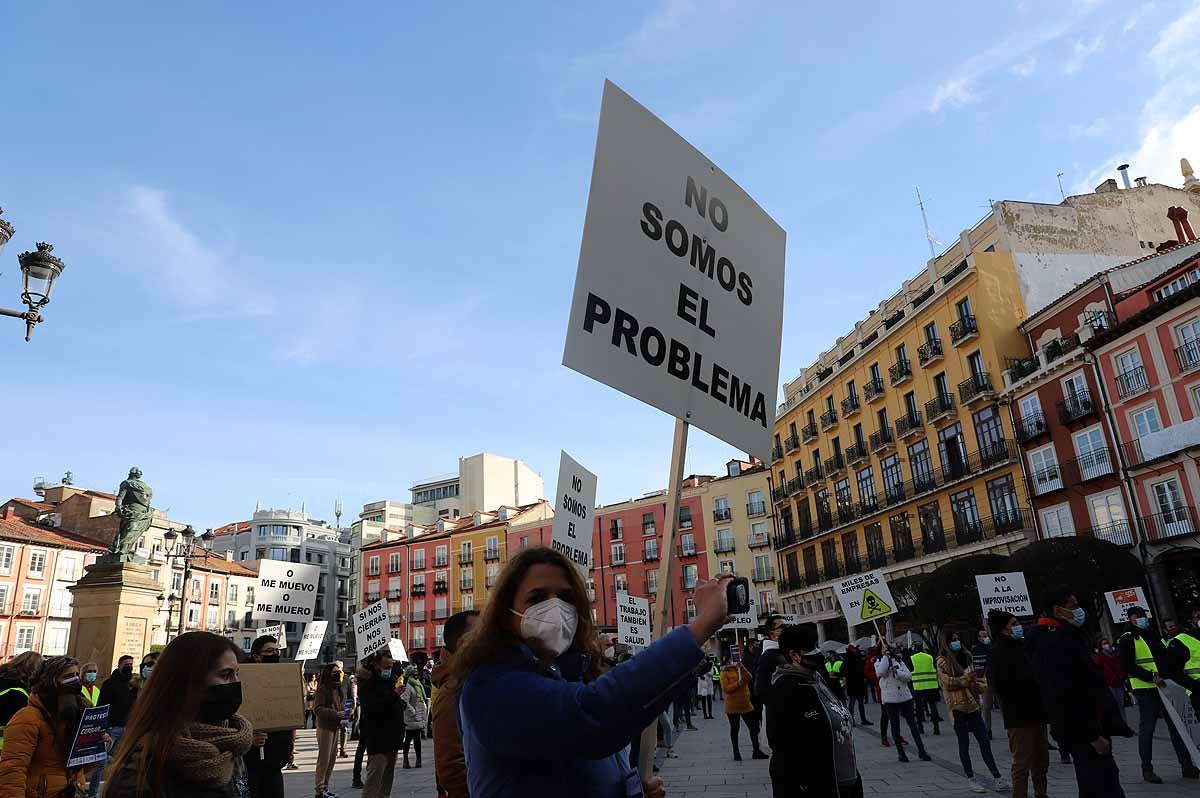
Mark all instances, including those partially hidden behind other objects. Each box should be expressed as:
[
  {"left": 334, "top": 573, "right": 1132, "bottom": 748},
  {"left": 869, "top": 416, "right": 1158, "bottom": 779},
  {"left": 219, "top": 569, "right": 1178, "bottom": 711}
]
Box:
[
  {"left": 358, "top": 648, "right": 404, "bottom": 798},
  {"left": 103, "top": 631, "right": 252, "bottom": 798},
  {"left": 0, "top": 655, "right": 88, "bottom": 797},
  {"left": 311, "top": 662, "right": 343, "bottom": 798},
  {"left": 937, "top": 631, "right": 1006, "bottom": 793},
  {"left": 455, "top": 546, "right": 732, "bottom": 798},
  {"left": 874, "top": 644, "right": 931, "bottom": 766},
  {"left": 242, "top": 635, "right": 293, "bottom": 798}
]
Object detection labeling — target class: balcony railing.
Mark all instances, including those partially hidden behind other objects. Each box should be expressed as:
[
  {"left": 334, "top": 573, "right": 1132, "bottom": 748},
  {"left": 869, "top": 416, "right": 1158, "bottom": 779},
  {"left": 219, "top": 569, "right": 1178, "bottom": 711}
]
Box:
[
  {"left": 1016, "top": 411, "right": 1049, "bottom": 444},
  {"left": 950, "top": 314, "right": 978, "bottom": 344},
  {"left": 433, "top": 581, "right": 448, "bottom": 594},
  {"left": 843, "top": 553, "right": 864, "bottom": 575},
  {"left": 1176, "top": 340, "right": 1200, "bottom": 373},
  {"left": 366, "top": 592, "right": 380, "bottom": 603},
  {"left": 896, "top": 410, "right": 923, "bottom": 439},
  {"left": 1091, "top": 520, "right": 1134, "bottom": 547},
  {"left": 820, "top": 409, "right": 838, "bottom": 431},
  {"left": 845, "top": 442, "right": 867, "bottom": 466},
  {"left": 786, "top": 477, "right": 803, "bottom": 495},
  {"left": 434, "top": 607, "right": 450, "bottom": 619},
  {"left": 889, "top": 360, "right": 912, "bottom": 386},
  {"left": 784, "top": 433, "right": 800, "bottom": 451},
  {"left": 748, "top": 533, "right": 770, "bottom": 548},
  {"left": 918, "top": 339, "right": 943, "bottom": 366},
  {"left": 1140, "top": 506, "right": 1197, "bottom": 542},
  {"left": 1057, "top": 391, "right": 1096, "bottom": 424},
  {"left": 752, "top": 566, "right": 775, "bottom": 583},
  {"left": 1072, "top": 448, "right": 1114, "bottom": 482},
  {"left": 644, "top": 546, "right": 661, "bottom": 561},
  {"left": 1115, "top": 366, "right": 1150, "bottom": 399},
  {"left": 714, "top": 538, "right": 736, "bottom": 554},
  {"left": 958, "top": 372, "right": 994, "bottom": 405},
  {"left": 805, "top": 464, "right": 824, "bottom": 484},
  {"left": 1044, "top": 335, "right": 1079, "bottom": 362},
  {"left": 842, "top": 396, "right": 861, "bottom": 417},
  {"left": 924, "top": 393, "right": 956, "bottom": 423},
  {"left": 869, "top": 428, "right": 894, "bottom": 453},
  {"left": 410, "top": 611, "right": 426, "bottom": 622},
  {"left": 460, "top": 579, "right": 474, "bottom": 591},
  {"left": 677, "top": 544, "right": 698, "bottom": 557},
  {"left": 801, "top": 423, "right": 818, "bottom": 442},
  {"left": 645, "top": 578, "right": 658, "bottom": 594},
  {"left": 459, "top": 553, "right": 475, "bottom": 564},
  {"left": 747, "top": 501, "right": 767, "bottom": 517},
  {"left": 485, "top": 548, "right": 501, "bottom": 562},
  {"left": 388, "top": 589, "right": 403, "bottom": 599},
  {"left": 1006, "top": 356, "right": 1038, "bottom": 382},
  {"left": 824, "top": 453, "right": 845, "bottom": 477},
  {"left": 411, "top": 585, "right": 426, "bottom": 596},
  {"left": 433, "top": 557, "right": 449, "bottom": 568},
  {"left": 1031, "top": 465, "right": 1063, "bottom": 495},
  {"left": 713, "top": 507, "right": 732, "bottom": 522},
  {"left": 772, "top": 444, "right": 784, "bottom": 461},
  {"left": 1086, "top": 310, "right": 1118, "bottom": 334},
  {"left": 864, "top": 377, "right": 885, "bottom": 402}
]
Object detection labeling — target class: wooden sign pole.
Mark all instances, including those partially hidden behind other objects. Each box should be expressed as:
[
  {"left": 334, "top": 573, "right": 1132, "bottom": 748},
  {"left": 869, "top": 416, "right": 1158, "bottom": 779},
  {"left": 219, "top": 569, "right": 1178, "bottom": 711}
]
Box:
[{"left": 637, "top": 418, "right": 689, "bottom": 780}]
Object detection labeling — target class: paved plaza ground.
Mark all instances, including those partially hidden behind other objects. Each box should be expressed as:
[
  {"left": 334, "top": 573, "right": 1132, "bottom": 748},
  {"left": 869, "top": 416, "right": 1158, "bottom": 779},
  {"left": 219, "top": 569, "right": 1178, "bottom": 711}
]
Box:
[{"left": 280, "top": 699, "right": 1198, "bottom": 797}]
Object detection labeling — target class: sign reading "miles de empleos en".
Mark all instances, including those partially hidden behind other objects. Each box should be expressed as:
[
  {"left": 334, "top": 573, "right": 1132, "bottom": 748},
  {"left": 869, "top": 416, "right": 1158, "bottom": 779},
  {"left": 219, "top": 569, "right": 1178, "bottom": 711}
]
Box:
[{"left": 562, "top": 81, "right": 786, "bottom": 462}]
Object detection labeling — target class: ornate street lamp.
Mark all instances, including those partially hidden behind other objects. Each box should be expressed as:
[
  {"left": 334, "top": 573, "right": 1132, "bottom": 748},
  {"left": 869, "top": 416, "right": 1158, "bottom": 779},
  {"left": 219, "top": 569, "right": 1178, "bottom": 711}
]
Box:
[
  {"left": 0, "top": 208, "right": 67, "bottom": 342},
  {"left": 162, "top": 525, "right": 217, "bottom": 638}
]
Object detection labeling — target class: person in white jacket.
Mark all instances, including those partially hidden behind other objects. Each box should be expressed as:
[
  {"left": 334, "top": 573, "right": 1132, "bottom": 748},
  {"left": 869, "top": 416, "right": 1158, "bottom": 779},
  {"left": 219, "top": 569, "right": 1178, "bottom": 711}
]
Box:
[{"left": 874, "top": 647, "right": 931, "bottom": 764}]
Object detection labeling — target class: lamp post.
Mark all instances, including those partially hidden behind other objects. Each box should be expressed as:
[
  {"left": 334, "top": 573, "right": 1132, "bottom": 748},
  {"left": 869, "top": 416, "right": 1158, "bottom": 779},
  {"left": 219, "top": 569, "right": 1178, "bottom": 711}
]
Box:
[
  {"left": 0, "top": 208, "right": 67, "bottom": 342},
  {"left": 162, "top": 525, "right": 215, "bottom": 639}
]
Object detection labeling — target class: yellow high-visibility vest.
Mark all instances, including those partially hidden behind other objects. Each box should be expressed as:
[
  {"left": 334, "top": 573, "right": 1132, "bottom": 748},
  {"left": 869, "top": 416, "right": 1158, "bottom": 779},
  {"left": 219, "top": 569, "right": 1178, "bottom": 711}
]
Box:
[
  {"left": 82, "top": 684, "right": 100, "bottom": 707},
  {"left": 1175, "top": 633, "right": 1200, "bottom": 695},
  {"left": 0, "top": 686, "right": 29, "bottom": 751},
  {"left": 911, "top": 651, "right": 939, "bottom": 692},
  {"left": 1124, "top": 633, "right": 1159, "bottom": 691}
]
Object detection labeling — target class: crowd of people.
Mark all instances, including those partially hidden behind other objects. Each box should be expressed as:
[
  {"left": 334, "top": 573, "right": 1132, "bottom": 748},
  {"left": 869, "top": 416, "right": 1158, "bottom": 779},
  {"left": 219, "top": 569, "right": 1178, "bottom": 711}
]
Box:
[{"left": 0, "top": 558, "right": 1196, "bottom": 798}]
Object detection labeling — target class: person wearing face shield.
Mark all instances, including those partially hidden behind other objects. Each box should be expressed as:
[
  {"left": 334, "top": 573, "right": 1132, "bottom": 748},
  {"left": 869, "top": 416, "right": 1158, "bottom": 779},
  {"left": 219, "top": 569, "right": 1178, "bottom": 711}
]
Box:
[
  {"left": 101, "top": 632, "right": 252, "bottom": 798},
  {"left": 1116, "top": 605, "right": 1199, "bottom": 783},
  {"left": 0, "top": 655, "right": 90, "bottom": 797},
  {"left": 762, "top": 623, "right": 862, "bottom": 797},
  {"left": 455, "top": 546, "right": 734, "bottom": 798}
]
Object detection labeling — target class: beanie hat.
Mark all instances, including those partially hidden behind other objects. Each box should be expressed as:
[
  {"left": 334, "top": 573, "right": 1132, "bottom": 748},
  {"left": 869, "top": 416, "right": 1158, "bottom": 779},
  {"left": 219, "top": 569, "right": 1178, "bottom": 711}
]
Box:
[{"left": 987, "top": 609, "right": 1015, "bottom": 637}]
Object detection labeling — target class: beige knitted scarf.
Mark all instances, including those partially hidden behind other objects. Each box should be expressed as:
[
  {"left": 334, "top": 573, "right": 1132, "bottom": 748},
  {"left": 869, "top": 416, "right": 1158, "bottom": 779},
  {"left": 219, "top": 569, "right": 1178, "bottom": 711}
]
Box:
[{"left": 165, "top": 714, "right": 253, "bottom": 787}]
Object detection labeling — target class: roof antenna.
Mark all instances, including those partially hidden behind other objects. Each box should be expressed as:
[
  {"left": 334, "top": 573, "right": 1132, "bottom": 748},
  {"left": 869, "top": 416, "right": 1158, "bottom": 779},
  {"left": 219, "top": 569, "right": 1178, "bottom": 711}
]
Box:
[
  {"left": 1057, "top": 172, "right": 1066, "bottom": 201},
  {"left": 916, "top": 186, "right": 940, "bottom": 258}
]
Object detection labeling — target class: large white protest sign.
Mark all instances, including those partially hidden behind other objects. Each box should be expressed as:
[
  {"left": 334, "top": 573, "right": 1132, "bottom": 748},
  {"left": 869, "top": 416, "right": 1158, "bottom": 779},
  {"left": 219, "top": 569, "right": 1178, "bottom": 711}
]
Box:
[
  {"left": 562, "top": 81, "right": 786, "bottom": 462},
  {"left": 354, "top": 599, "right": 392, "bottom": 664},
  {"left": 252, "top": 560, "right": 322, "bottom": 622},
  {"left": 387, "top": 639, "right": 409, "bottom": 662},
  {"left": 617, "top": 593, "right": 651, "bottom": 650},
  {"left": 550, "top": 451, "right": 597, "bottom": 576},
  {"left": 1162, "top": 683, "right": 1200, "bottom": 764},
  {"left": 1106, "top": 587, "right": 1152, "bottom": 623},
  {"left": 835, "top": 569, "right": 897, "bottom": 625},
  {"left": 294, "top": 621, "right": 328, "bottom": 662},
  {"left": 976, "top": 572, "right": 1033, "bottom": 617},
  {"left": 254, "top": 623, "right": 287, "bottom": 648},
  {"left": 722, "top": 590, "right": 758, "bottom": 631}
]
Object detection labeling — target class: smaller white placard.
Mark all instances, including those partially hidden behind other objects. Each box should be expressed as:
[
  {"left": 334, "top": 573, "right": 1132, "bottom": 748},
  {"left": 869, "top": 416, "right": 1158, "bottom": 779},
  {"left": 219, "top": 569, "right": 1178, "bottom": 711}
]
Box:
[
  {"left": 834, "top": 569, "right": 897, "bottom": 625},
  {"left": 294, "top": 621, "right": 328, "bottom": 662},
  {"left": 976, "top": 571, "right": 1033, "bottom": 617},
  {"left": 1106, "top": 587, "right": 1152, "bottom": 623},
  {"left": 354, "top": 599, "right": 392, "bottom": 664},
  {"left": 617, "top": 593, "right": 651, "bottom": 650},
  {"left": 550, "top": 451, "right": 598, "bottom": 576},
  {"left": 254, "top": 623, "right": 287, "bottom": 648},
  {"left": 388, "top": 639, "right": 409, "bottom": 662}
]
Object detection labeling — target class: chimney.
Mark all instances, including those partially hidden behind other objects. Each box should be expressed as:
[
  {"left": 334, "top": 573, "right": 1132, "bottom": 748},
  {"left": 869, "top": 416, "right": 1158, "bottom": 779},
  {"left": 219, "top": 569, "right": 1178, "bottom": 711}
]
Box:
[
  {"left": 1095, "top": 178, "right": 1119, "bottom": 194},
  {"left": 2, "top": 506, "right": 14, "bottom": 521},
  {"left": 1135, "top": 176, "right": 1148, "bottom": 187},
  {"left": 224, "top": 550, "right": 233, "bottom": 561},
  {"left": 1118, "top": 164, "right": 1132, "bottom": 189}
]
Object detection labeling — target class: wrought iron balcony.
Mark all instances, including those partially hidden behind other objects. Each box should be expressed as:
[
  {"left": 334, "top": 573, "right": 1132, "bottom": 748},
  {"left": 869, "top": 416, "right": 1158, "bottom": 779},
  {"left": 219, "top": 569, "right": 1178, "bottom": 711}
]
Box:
[
  {"left": 1057, "top": 390, "right": 1096, "bottom": 424},
  {"left": 845, "top": 442, "right": 867, "bottom": 466},
  {"left": 805, "top": 464, "right": 824, "bottom": 484},
  {"left": 958, "top": 372, "right": 995, "bottom": 405},
  {"left": 1072, "top": 448, "right": 1114, "bottom": 482},
  {"left": 484, "top": 548, "right": 501, "bottom": 562},
  {"left": 843, "top": 554, "right": 864, "bottom": 575},
  {"left": 1016, "top": 411, "right": 1049, "bottom": 444},
  {"left": 772, "top": 444, "right": 784, "bottom": 461},
  {"left": 864, "top": 377, "right": 885, "bottom": 402},
  {"left": 1031, "top": 465, "right": 1063, "bottom": 495},
  {"left": 1091, "top": 520, "right": 1134, "bottom": 547},
  {"left": 747, "top": 501, "right": 767, "bottom": 517},
  {"left": 950, "top": 314, "right": 979, "bottom": 345},
  {"left": 1006, "top": 356, "right": 1039, "bottom": 383},
  {"left": 787, "top": 477, "right": 803, "bottom": 495},
  {"left": 1176, "top": 340, "right": 1200, "bottom": 373},
  {"left": 889, "top": 359, "right": 913, "bottom": 386},
  {"left": 433, "top": 581, "right": 448, "bottom": 594},
  {"left": 896, "top": 410, "right": 923, "bottom": 439},
  {"left": 784, "top": 433, "right": 800, "bottom": 452},
  {"left": 676, "top": 544, "right": 699, "bottom": 558},
  {"left": 713, "top": 507, "right": 732, "bottom": 522},
  {"left": 459, "top": 552, "right": 475, "bottom": 564},
  {"left": 1085, "top": 310, "right": 1117, "bottom": 334},
  {"left": 1043, "top": 335, "right": 1079, "bottom": 363},
  {"left": 748, "top": 533, "right": 771, "bottom": 548},
  {"left": 918, "top": 339, "right": 943, "bottom": 366},
  {"left": 841, "top": 396, "right": 861, "bottom": 417},
  {"left": 714, "top": 538, "right": 736, "bottom": 554},
  {"left": 752, "top": 566, "right": 775, "bottom": 583},
  {"left": 1115, "top": 366, "right": 1150, "bottom": 399},
  {"left": 801, "top": 423, "right": 818, "bottom": 443},
  {"left": 644, "top": 547, "right": 660, "bottom": 561},
  {"left": 869, "top": 428, "right": 895, "bottom": 453},
  {"left": 820, "top": 409, "right": 838, "bottom": 431},
  {"left": 924, "top": 393, "right": 956, "bottom": 423},
  {"left": 771, "top": 485, "right": 788, "bottom": 503},
  {"left": 1140, "top": 507, "right": 1197, "bottom": 542},
  {"left": 824, "top": 452, "right": 845, "bottom": 477}
]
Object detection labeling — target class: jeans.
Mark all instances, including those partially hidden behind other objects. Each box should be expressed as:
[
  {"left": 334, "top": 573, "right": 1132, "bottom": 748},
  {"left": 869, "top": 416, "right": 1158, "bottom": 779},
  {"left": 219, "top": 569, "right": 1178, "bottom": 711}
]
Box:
[
  {"left": 879, "top": 699, "right": 891, "bottom": 739},
  {"left": 1007, "top": 725, "right": 1049, "bottom": 798},
  {"left": 952, "top": 710, "right": 999, "bottom": 779},
  {"left": 1068, "top": 740, "right": 1125, "bottom": 798},
  {"left": 1134, "top": 689, "right": 1194, "bottom": 771},
  {"left": 315, "top": 727, "right": 338, "bottom": 792},
  {"left": 87, "top": 725, "right": 123, "bottom": 798},
  {"left": 914, "top": 690, "right": 941, "bottom": 730},
  {"left": 847, "top": 693, "right": 868, "bottom": 723},
  {"left": 673, "top": 697, "right": 693, "bottom": 728},
  {"left": 699, "top": 695, "right": 713, "bottom": 718},
  {"left": 884, "top": 700, "right": 926, "bottom": 758},
  {"left": 363, "top": 751, "right": 397, "bottom": 798},
  {"left": 726, "top": 712, "right": 761, "bottom": 754},
  {"left": 402, "top": 729, "right": 422, "bottom": 765}
]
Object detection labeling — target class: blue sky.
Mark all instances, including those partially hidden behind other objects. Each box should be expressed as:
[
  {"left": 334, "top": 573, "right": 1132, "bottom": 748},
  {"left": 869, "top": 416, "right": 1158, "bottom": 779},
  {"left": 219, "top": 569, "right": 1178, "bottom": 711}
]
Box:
[{"left": 3, "top": 1, "right": 1198, "bottom": 529}]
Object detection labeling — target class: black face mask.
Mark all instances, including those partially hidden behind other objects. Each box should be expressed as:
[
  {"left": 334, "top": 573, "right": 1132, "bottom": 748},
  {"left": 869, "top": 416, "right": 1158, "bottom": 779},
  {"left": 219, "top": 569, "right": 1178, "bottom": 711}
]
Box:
[
  {"left": 258, "top": 653, "right": 281, "bottom": 664},
  {"left": 198, "top": 682, "right": 243, "bottom": 724},
  {"left": 119, "top": 666, "right": 133, "bottom": 678}
]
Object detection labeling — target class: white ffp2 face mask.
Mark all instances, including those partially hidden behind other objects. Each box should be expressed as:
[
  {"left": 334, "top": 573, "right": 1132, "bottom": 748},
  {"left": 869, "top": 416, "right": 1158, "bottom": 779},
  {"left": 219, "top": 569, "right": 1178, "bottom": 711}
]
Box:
[{"left": 512, "top": 597, "right": 578, "bottom": 657}]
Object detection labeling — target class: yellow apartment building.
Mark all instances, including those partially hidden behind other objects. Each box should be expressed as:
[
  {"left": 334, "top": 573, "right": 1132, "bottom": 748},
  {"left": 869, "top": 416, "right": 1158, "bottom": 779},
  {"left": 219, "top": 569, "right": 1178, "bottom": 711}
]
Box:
[
  {"left": 450, "top": 502, "right": 551, "bottom": 614},
  {"left": 771, "top": 214, "right": 1033, "bottom": 642},
  {"left": 693, "top": 460, "right": 779, "bottom": 615}
]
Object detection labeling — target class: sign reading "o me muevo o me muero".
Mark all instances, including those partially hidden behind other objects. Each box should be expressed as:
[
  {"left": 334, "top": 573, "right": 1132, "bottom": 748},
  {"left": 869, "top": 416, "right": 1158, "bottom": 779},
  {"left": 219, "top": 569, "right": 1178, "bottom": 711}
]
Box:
[
  {"left": 252, "top": 560, "right": 322, "bottom": 623},
  {"left": 563, "top": 81, "right": 786, "bottom": 462}
]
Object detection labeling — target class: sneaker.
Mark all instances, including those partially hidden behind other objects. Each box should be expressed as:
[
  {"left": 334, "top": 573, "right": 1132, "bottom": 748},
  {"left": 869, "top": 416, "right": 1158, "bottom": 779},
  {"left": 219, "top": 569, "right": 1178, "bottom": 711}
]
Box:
[
  {"left": 966, "top": 776, "right": 987, "bottom": 793},
  {"left": 898, "top": 751, "right": 910, "bottom": 763},
  {"left": 686, "top": 725, "right": 698, "bottom": 731},
  {"left": 351, "top": 781, "right": 364, "bottom": 790},
  {"left": 881, "top": 736, "right": 891, "bottom": 747},
  {"left": 991, "top": 775, "right": 1009, "bottom": 792},
  {"left": 1144, "top": 770, "right": 1164, "bottom": 784},
  {"left": 919, "top": 751, "right": 932, "bottom": 762},
  {"left": 752, "top": 750, "right": 769, "bottom": 760},
  {"left": 285, "top": 763, "right": 299, "bottom": 771},
  {"left": 324, "top": 792, "right": 340, "bottom": 798}
]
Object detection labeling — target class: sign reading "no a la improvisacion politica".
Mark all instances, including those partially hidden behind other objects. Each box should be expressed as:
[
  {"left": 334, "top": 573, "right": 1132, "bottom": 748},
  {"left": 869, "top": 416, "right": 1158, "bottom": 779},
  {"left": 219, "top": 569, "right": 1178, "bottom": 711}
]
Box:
[{"left": 562, "top": 81, "right": 786, "bottom": 461}]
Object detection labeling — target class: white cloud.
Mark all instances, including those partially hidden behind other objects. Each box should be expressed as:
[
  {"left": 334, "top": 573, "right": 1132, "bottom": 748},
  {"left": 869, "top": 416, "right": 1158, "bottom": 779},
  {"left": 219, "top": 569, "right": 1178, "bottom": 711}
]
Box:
[
  {"left": 1011, "top": 57, "right": 1037, "bottom": 78},
  {"left": 1069, "top": 117, "right": 1109, "bottom": 139},
  {"left": 929, "top": 77, "right": 978, "bottom": 113},
  {"left": 1150, "top": 3, "right": 1200, "bottom": 72},
  {"left": 124, "top": 185, "right": 273, "bottom": 318},
  {"left": 1064, "top": 35, "right": 1104, "bottom": 75}
]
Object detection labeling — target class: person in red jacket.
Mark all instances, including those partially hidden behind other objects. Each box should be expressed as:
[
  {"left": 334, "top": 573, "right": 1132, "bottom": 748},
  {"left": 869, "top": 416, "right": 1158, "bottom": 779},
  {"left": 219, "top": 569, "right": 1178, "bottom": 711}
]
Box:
[{"left": 1093, "top": 639, "right": 1127, "bottom": 725}]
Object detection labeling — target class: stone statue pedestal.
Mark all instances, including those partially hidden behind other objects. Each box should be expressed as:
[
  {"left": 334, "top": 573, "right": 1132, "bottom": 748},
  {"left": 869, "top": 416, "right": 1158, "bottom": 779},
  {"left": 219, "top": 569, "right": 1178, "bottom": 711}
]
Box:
[{"left": 68, "top": 559, "right": 162, "bottom": 673}]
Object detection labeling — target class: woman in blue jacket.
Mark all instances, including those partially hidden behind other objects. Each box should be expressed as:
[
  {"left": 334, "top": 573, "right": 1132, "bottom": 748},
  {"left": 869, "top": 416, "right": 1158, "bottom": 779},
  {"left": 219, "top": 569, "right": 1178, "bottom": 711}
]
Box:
[{"left": 455, "top": 546, "right": 732, "bottom": 798}]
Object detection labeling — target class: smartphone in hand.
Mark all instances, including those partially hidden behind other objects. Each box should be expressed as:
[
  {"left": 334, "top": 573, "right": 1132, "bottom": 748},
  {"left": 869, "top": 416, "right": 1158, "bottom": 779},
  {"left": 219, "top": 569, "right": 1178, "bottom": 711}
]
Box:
[{"left": 726, "top": 577, "right": 751, "bottom": 614}]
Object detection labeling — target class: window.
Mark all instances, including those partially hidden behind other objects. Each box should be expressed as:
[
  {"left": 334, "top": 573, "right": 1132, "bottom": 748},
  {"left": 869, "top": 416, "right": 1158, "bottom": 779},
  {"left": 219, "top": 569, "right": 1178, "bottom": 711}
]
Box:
[
  {"left": 460, "top": 542, "right": 473, "bottom": 561},
  {"left": 908, "top": 439, "right": 935, "bottom": 492},
  {"left": 58, "top": 556, "right": 78, "bottom": 581},
  {"left": 209, "top": 583, "right": 220, "bottom": 601},
  {"left": 609, "top": 518, "right": 624, "bottom": 541},
  {"left": 924, "top": 322, "right": 939, "bottom": 344},
  {"left": 207, "top": 606, "right": 219, "bottom": 628},
  {"left": 714, "top": 496, "right": 730, "bottom": 517},
  {"left": 646, "top": 569, "right": 658, "bottom": 594},
  {"left": 486, "top": 536, "right": 499, "bottom": 559},
  {"left": 1029, "top": 445, "right": 1062, "bottom": 494},
  {"left": 1132, "top": 405, "right": 1163, "bottom": 438},
  {"left": 682, "top": 565, "right": 698, "bottom": 590},
  {"left": 1018, "top": 394, "right": 1043, "bottom": 432},
  {"left": 903, "top": 391, "right": 918, "bottom": 416},
  {"left": 412, "top": 550, "right": 426, "bottom": 570},
  {"left": 388, "top": 602, "right": 403, "bottom": 625},
  {"left": 847, "top": 379, "right": 858, "bottom": 402},
  {"left": 986, "top": 474, "right": 1020, "bottom": 529},
  {"left": 747, "top": 490, "right": 765, "bottom": 515},
  {"left": 1041, "top": 504, "right": 1075, "bottom": 538},
  {"left": 870, "top": 363, "right": 882, "bottom": 383},
  {"left": 644, "top": 538, "right": 659, "bottom": 560},
  {"left": 172, "top": 571, "right": 183, "bottom": 592},
  {"left": 1073, "top": 425, "right": 1111, "bottom": 479},
  {"left": 387, "top": 576, "right": 401, "bottom": 597},
  {"left": 680, "top": 533, "right": 696, "bottom": 555},
  {"left": 716, "top": 528, "right": 734, "bottom": 552},
  {"left": 21, "top": 587, "right": 41, "bottom": 613},
  {"left": 519, "top": 536, "right": 529, "bottom": 550},
  {"left": 1155, "top": 270, "right": 1200, "bottom": 301},
  {"left": 368, "top": 556, "right": 380, "bottom": 576},
  {"left": 956, "top": 296, "right": 974, "bottom": 320},
  {"left": 753, "top": 553, "right": 772, "bottom": 580},
  {"left": 938, "top": 422, "right": 968, "bottom": 478},
  {"left": 642, "top": 513, "right": 655, "bottom": 535},
  {"left": 0, "top": 546, "right": 13, "bottom": 576},
  {"left": 15, "top": 627, "right": 35, "bottom": 653},
  {"left": 27, "top": 551, "right": 46, "bottom": 578},
  {"left": 933, "top": 372, "right": 950, "bottom": 399},
  {"left": 1063, "top": 372, "right": 1086, "bottom": 400},
  {"left": 972, "top": 406, "right": 1005, "bottom": 461},
  {"left": 611, "top": 543, "right": 625, "bottom": 565},
  {"left": 895, "top": 342, "right": 909, "bottom": 365},
  {"left": 856, "top": 468, "right": 877, "bottom": 508},
  {"left": 678, "top": 506, "right": 693, "bottom": 530},
  {"left": 967, "top": 351, "right": 985, "bottom": 377},
  {"left": 412, "top": 573, "right": 426, "bottom": 591},
  {"left": 918, "top": 502, "right": 944, "bottom": 549},
  {"left": 50, "top": 589, "right": 70, "bottom": 615},
  {"left": 435, "top": 625, "right": 445, "bottom": 647},
  {"left": 1088, "top": 491, "right": 1130, "bottom": 540},
  {"left": 950, "top": 489, "right": 982, "bottom": 541},
  {"left": 389, "top": 553, "right": 401, "bottom": 573},
  {"left": 615, "top": 573, "right": 628, "bottom": 593},
  {"left": 881, "top": 455, "right": 904, "bottom": 503},
  {"left": 750, "top": 520, "right": 768, "bottom": 545},
  {"left": 461, "top": 594, "right": 474, "bottom": 610},
  {"left": 435, "top": 546, "right": 448, "bottom": 567},
  {"left": 1114, "top": 348, "right": 1147, "bottom": 395},
  {"left": 228, "top": 584, "right": 238, "bottom": 603},
  {"left": 685, "top": 599, "right": 697, "bottom": 622}
]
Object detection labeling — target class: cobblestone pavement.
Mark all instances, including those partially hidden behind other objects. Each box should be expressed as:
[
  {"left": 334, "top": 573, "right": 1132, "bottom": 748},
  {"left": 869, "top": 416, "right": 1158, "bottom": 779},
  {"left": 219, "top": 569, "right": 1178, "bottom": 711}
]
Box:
[{"left": 280, "top": 701, "right": 1199, "bottom": 797}]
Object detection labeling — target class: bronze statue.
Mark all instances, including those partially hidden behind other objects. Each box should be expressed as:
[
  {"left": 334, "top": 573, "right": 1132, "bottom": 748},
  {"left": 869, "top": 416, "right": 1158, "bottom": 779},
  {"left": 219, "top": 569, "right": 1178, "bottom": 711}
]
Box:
[{"left": 110, "top": 467, "right": 154, "bottom": 558}]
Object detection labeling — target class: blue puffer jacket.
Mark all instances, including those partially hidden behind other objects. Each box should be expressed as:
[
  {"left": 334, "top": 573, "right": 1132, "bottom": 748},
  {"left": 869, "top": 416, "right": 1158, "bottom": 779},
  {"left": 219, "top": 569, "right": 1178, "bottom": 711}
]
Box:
[{"left": 459, "top": 626, "right": 703, "bottom": 798}]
